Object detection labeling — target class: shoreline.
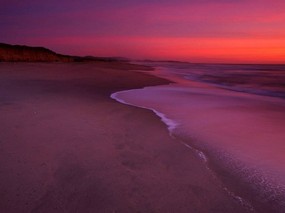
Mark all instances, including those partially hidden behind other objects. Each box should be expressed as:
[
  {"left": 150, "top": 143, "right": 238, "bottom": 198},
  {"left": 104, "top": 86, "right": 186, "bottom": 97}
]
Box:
[
  {"left": 111, "top": 91, "right": 180, "bottom": 132},
  {"left": 111, "top": 89, "right": 254, "bottom": 212},
  {"left": 112, "top": 67, "right": 285, "bottom": 212},
  {"left": 110, "top": 88, "right": 255, "bottom": 212}
]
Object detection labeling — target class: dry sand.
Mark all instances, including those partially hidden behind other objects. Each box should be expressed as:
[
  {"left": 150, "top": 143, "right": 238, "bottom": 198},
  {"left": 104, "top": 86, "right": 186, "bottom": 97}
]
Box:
[{"left": 0, "top": 62, "right": 246, "bottom": 212}]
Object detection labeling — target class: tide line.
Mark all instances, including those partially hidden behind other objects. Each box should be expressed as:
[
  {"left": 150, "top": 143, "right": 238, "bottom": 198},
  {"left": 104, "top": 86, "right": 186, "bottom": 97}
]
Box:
[
  {"left": 110, "top": 89, "right": 254, "bottom": 212},
  {"left": 111, "top": 91, "right": 179, "bottom": 132}
]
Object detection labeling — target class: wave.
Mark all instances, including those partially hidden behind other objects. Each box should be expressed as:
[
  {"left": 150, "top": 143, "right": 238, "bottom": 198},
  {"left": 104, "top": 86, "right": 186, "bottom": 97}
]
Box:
[{"left": 111, "top": 90, "right": 254, "bottom": 212}]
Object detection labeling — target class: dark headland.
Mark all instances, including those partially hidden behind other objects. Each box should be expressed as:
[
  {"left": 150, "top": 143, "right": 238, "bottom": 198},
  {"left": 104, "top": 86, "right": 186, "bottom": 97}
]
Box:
[{"left": 0, "top": 43, "right": 129, "bottom": 63}]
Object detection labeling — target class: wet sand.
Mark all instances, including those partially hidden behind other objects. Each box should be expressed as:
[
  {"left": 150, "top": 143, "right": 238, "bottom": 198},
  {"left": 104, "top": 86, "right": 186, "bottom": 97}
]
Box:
[
  {"left": 0, "top": 62, "right": 246, "bottom": 212},
  {"left": 114, "top": 68, "right": 285, "bottom": 213}
]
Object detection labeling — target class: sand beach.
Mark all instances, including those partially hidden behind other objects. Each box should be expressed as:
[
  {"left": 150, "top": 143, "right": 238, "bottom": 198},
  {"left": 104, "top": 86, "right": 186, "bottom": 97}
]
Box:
[{"left": 0, "top": 62, "right": 249, "bottom": 212}]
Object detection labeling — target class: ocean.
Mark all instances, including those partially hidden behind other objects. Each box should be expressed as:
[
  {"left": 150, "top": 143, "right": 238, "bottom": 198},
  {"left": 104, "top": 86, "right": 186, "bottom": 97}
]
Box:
[{"left": 141, "top": 62, "right": 285, "bottom": 98}]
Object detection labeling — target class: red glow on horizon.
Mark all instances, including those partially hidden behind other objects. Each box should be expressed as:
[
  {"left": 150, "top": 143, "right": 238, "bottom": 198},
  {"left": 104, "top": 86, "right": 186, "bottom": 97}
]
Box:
[
  {"left": 33, "top": 36, "right": 285, "bottom": 64},
  {"left": 2, "top": 0, "right": 285, "bottom": 64}
]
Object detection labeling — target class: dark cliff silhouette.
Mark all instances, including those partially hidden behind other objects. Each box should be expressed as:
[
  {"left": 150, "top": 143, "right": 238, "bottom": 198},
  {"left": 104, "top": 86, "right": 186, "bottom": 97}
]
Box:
[
  {"left": 0, "top": 43, "right": 75, "bottom": 62},
  {"left": 0, "top": 43, "right": 129, "bottom": 62}
]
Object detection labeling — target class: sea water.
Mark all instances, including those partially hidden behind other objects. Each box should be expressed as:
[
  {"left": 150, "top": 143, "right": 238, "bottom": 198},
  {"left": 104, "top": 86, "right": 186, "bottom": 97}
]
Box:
[{"left": 112, "top": 62, "right": 285, "bottom": 212}]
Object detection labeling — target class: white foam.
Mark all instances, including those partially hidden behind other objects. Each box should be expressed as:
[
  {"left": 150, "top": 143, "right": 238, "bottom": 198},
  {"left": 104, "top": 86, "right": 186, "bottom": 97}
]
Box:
[
  {"left": 111, "top": 91, "right": 180, "bottom": 132},
  {"left": 111, "top": 90, "right": 255, "bottom": 212}
]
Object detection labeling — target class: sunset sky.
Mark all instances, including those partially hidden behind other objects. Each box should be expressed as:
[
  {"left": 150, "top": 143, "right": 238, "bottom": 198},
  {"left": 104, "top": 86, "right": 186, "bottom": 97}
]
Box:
[{"left": 1, "top": 0, "right": 285, "bottom": 63}]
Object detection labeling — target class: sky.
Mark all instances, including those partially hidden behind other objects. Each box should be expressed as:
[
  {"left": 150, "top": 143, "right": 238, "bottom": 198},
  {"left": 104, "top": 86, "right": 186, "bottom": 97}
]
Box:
[{"left": 1, "top": 0, "right": 285, "bottom": 63}]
